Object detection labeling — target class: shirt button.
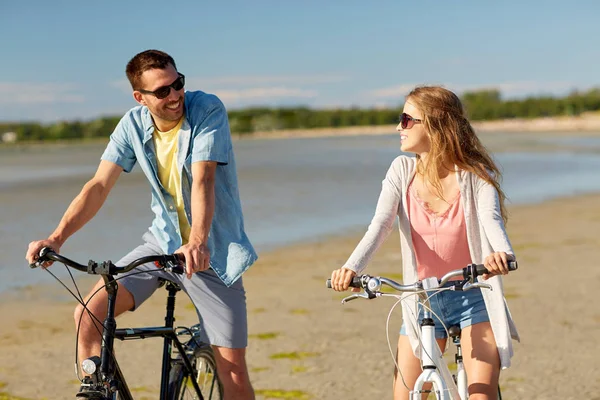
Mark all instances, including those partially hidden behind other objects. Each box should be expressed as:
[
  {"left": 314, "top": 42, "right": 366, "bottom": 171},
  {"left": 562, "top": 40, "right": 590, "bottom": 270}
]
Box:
[{"left": 169, "top": 206, "right": 174, "bottom": 210}]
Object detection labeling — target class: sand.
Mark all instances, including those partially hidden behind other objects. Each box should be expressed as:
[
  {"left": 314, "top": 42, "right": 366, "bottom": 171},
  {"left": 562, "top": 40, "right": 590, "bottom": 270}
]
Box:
[{"left": 1, "top": 192, "right": 599, "bottom": 400}]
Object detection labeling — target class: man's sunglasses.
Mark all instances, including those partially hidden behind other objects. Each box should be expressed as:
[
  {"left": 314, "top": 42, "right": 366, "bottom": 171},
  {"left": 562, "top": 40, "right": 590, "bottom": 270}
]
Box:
[
  {"left": 137, "top": 73, "right": 185, "bottom": 99},
  {"left": 399, "top": 112, "right": 423, "bottom": 129}
]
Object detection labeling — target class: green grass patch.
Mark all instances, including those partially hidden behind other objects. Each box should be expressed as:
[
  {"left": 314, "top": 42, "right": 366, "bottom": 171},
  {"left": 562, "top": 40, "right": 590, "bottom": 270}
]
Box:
[
  {"left": 380, "top": 272, "right": 404, "bottom": 281},
  {"left": 269, "top": 351, "right": 319, "bottom": 360},
  {"left": 251, "top": 307, "right": 267, "bottom": 314},
  {"left": 130, "top": 386, "right": 153, "bottom": 393},
  {"left": 249, "top": 332, "right": 281, "bottom": 340},
  {"left": 0, "top": 392, "right": 30, "bottom": 400},
  {"left": 0, "top": 382, "right": 32, "bottom": 400},
  {"left": 291, "top": 365, "right": 308, "bottom": 373},
  {"left": 380, "top": 285, "right": 400, "bottom": 294},
  {"left": 251, "top": 366, "right": 271, "bottom": 373},
  {"left": 255, "top": 389, "right": 310, "bottom": 399},
  {"left": 289, "top": 308, "right": 309, "bottom": 315},
  {"left": 559, "top": 320, "right": 572, "bottom": 327},
  {"left": 503, "top": 289, "right": 521, "bottom": 300},
  {"left": 184, "top": 302, "right": 196, "bottom": 311}
]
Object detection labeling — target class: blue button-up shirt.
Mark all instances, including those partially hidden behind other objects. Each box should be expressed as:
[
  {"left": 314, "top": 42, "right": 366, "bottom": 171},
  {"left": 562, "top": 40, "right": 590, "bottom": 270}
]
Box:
[{"left": 101, "top": 91, "right": 257, "bottom": 286}]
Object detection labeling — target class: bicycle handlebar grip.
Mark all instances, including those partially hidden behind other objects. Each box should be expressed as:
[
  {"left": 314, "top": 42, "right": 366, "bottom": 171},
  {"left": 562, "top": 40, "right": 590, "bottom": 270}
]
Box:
[
  {"left": 29, "top": 247, "right": 54, "bottom": 269},
  {"left": 475, "top": 260, "right": 518, "bottom": 275},
  {"left": 325, "top": 276, "right": 361, "bottom": 289}
]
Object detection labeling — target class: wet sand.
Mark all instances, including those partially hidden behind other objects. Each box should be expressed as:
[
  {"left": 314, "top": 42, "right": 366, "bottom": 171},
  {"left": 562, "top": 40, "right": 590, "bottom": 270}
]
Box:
[{"left": 1, "top": 193, "right": 599, "bottom": 399}]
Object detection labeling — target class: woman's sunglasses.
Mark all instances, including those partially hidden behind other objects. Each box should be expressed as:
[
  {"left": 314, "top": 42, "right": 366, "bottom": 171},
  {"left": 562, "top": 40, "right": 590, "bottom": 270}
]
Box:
[
  {"left": 137, "top": 73, "right": 185, "bottom": 99},
  {"left": 399, "top": 112, "right": 422, "bottom": 129}
]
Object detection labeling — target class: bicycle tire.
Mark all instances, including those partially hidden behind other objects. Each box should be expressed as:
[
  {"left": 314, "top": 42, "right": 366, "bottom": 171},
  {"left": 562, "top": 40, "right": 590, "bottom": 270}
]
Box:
[{"left": 169, "top": 344, "right": 223, "bottom": 400}]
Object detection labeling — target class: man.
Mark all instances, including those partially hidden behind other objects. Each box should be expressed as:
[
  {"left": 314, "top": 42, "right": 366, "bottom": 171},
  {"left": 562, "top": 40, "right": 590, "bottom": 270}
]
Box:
[{"left": 26, "top": 49, "right": 257, "bottom": 399}]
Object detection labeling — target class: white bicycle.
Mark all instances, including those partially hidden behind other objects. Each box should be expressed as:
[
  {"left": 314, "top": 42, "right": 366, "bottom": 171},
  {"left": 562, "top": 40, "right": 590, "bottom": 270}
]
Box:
[{"left": 327, "top": 262, "right": 517, "bottom": 399}]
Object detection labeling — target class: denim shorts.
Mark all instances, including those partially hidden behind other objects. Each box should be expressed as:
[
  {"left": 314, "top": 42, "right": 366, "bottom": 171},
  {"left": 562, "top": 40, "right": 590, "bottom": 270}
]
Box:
[{"left": 399, "top": 282, "right": 489, "bottom": 339}]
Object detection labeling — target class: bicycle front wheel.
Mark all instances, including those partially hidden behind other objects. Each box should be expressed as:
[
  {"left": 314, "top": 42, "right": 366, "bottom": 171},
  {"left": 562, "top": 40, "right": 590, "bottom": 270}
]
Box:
[{"left": 169, "top": 345, "right": 223, "bottom": 400}]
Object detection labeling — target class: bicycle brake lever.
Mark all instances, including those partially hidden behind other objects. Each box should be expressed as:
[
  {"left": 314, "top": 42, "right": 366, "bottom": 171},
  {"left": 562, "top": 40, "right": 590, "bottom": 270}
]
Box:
[
  {"left": 341, "top": 292, "right": 377, "bottom": 304},
  {"left": 463, "top": 282, "right": 493, "bottom": 291}
]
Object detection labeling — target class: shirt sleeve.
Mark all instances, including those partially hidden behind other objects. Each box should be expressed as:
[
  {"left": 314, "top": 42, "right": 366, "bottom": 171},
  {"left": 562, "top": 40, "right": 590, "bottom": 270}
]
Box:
[
  {"left": 476, "top": 178, "right": 515, "bottom": 256},
  {"left": 342, "top": 158, "right": 403, "bottom": 274},
  {"left": 100, "top": 115, "right": 137, "bottom": 173},
  {"left": 190, "top": 97, "right": 232, "bottom": 165}
]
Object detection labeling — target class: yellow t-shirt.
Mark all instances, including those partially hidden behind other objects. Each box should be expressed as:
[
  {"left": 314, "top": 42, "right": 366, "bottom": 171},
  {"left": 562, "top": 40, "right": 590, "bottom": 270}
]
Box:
[{"left": 153, "top": 117, "right": 191, "bottom": 244}]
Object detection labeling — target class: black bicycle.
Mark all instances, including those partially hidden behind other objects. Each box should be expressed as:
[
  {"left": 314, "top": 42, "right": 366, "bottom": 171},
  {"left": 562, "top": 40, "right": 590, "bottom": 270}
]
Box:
[{"left": 30, "top": 247, "right": 224, "bottom": 400}]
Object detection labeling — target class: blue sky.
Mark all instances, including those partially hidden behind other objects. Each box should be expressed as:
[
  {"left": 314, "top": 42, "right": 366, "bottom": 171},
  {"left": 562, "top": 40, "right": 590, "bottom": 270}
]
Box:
[{"left": 1, "top": 0, "right": 599, "bottom": 122}]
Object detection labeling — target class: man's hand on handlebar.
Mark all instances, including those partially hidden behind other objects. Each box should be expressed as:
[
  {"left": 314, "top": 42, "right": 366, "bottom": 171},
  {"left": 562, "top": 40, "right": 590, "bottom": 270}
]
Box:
[
  {"left": 26, "top": 239, "right": 62, "bottom": 268},
  {"left": 175, "top": 242, "right": 210, "bottom": 279},
  {"left": 330, "top": 267, "right": 361, "bottom": 292}
]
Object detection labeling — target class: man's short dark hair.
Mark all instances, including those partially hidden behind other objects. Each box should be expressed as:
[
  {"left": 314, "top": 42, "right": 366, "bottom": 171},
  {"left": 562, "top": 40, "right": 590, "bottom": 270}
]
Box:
[{"left": 126, "top": 50, "right": 177, "bottom": 90}]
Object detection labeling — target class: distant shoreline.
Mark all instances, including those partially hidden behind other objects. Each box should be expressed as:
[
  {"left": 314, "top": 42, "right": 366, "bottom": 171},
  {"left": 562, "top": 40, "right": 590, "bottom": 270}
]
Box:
[
  {"left": 3, "top": 114, "right": 600, "bottom": 148},
  {"left": 241, "top": 113, "right": 600, "bottom": 140}
]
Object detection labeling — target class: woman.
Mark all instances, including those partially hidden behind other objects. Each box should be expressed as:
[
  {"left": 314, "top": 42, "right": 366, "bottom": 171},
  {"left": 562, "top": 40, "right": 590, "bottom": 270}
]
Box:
[{"left": 330, "top": 86, "right": 519, "bottom": 400}]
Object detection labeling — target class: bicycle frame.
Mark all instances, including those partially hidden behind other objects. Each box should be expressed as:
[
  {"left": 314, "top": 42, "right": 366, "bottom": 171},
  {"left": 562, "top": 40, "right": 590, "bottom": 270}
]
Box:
[
  {"left": 410, "top": 289, "right": 462, "bottom": 400},
  {"left": 94, "top": 274, "right": 204, "bottom": 399},
  {"left": 30, "top": 249, "right": 210, "bottom": 399}
]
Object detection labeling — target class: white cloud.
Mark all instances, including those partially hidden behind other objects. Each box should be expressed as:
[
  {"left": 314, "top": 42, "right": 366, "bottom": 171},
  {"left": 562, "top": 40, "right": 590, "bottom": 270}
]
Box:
[
  {"left": 110, "top": 76, "right": 321, "bottom": 105},
  {"left": 367, "top": 84, "right": 420, "bottom": 99},
  {"left": 111, "top": 74, "right": 347, "bottom": 94},
  {"left": 110, "top": 80, "right": 131, "bottom": 93},
  {"left": 213, "top": 87, "right": 318, "bottom": 104},
  {"left": 188, "top": 74, "right": 349, "bottom": 87},
  {"left": 367, "top": 81, "right": 581, "bottom": 100},
  {"left": 0, "top": 82, "right": 84, "bottom": 105}
]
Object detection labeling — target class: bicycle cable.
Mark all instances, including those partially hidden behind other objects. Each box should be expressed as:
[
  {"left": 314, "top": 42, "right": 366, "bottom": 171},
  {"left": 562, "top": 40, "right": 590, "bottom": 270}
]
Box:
[
  {"left": 43, "top": 265, "right": 176, "bottom": 382},
  {"left": 382, "top": 286, "right": 456, "bottom": 392}
]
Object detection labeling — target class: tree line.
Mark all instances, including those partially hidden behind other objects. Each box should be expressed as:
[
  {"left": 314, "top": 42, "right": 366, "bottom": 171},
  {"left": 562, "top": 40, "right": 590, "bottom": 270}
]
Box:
[{"left": 2, "top": 88, "right": 599, "bottom": 142}]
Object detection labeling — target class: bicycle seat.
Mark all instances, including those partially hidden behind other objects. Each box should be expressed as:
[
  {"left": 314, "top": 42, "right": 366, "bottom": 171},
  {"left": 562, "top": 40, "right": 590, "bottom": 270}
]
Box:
[{"left": 448, "top": 325, "right": 461, "bottom": 338}]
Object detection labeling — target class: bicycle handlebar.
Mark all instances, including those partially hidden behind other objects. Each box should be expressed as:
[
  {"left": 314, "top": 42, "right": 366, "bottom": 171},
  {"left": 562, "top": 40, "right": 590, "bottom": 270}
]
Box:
[
  {"left": 326, "top": 261, "right": 518, "bottom": 291},
  {"left": 30, "top": 247, "right": 185, "bottom": 275}
]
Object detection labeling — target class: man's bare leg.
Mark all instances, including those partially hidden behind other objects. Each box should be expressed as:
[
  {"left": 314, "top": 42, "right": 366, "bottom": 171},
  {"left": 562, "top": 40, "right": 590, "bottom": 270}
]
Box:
[
  {"left": 73, "top": 278, "right": 135, "bottom": 366},
  {"left": 213, "top": 346, "right": 254, "bottom": 400}
]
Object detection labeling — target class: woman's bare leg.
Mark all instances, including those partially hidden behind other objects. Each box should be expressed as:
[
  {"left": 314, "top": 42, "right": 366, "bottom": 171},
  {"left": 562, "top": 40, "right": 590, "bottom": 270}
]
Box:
[
  {"left": 394, "top": 335, "right": 447, "bottom": 400},
  {"left": 461, "top": 322, "right": 501, "bottom": 400}
]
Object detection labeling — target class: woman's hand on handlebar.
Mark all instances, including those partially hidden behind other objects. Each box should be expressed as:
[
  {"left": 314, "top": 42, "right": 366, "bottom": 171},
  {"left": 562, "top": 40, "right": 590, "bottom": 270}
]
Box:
[
  {"left": 26, "top": 239, "right": 62, "bottom": 268},
  {"left": 330, "top": 268, "right": 360, "bottom": 292},
  {"left": 483, "top": 252, "right": 515, "bottom": 279}
]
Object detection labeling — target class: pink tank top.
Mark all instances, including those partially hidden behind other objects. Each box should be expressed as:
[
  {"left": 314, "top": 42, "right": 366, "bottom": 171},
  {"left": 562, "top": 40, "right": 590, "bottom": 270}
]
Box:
[{"left": 407, "top": 180, "right": 472, "bottom": 280}]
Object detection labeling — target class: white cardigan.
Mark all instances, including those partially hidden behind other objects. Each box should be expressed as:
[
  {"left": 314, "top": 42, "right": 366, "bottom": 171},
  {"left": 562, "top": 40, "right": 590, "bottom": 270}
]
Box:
[{"left": 342, "top": 155, "right": 520, "bottom": 369}]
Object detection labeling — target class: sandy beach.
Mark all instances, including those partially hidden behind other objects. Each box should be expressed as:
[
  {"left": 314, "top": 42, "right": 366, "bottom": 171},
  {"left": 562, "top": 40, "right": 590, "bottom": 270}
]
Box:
[
  {"left": 1, "top": 122, "right": 600, "bottom": 400},
  {"left": 1, "top": 191, "right": 599, "bottom": 399}
]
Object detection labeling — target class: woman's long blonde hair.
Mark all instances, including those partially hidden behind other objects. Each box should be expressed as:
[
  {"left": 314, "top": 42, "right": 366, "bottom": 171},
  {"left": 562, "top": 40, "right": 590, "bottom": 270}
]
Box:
[{"left": 407, "top": 86, "right": 508, "bottom": 223}]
